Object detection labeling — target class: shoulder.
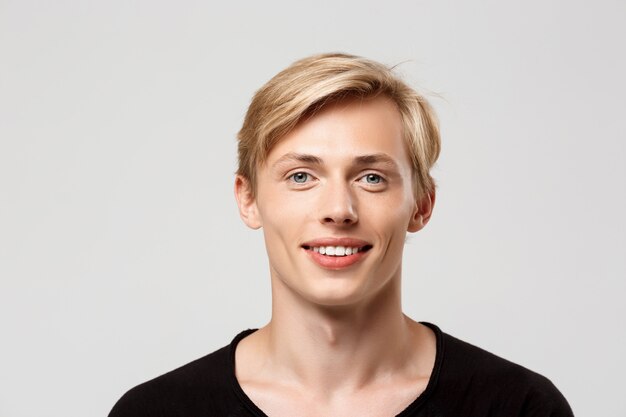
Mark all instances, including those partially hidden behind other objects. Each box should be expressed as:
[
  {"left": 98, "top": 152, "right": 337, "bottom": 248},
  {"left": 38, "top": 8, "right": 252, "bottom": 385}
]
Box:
[
  {"left": 427, "top": 325, "right": 573, "bottom": 416},
  {"left": 108, "top": 343, "right": 237, "bottom": 417}
]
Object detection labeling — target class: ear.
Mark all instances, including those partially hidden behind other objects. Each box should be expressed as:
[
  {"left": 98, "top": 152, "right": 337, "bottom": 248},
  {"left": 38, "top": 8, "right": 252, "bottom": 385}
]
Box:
[
  {"left": 234, "top": 175, "right": 262, "bottom": 229},
  {"left": 407, "top": 189, "right": 435, "bottom": 233}
]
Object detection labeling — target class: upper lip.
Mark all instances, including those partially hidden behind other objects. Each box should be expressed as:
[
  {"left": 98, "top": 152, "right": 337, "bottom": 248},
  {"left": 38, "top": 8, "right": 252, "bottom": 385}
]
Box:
[{"left": 301, "top": 238, "right": 372, "bottom": 248}]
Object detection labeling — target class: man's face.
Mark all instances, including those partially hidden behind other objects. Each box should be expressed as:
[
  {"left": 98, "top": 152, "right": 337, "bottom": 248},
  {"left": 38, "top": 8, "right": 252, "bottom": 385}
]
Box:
[{"left": 236, "top": 96, "right": 432, "bottom": 307}]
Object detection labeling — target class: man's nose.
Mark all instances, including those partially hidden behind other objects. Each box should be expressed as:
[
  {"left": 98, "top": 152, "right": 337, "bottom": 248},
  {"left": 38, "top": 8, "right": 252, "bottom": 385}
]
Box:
[{"left": 319, "top": 180, "right": 358, "bottom": 226}]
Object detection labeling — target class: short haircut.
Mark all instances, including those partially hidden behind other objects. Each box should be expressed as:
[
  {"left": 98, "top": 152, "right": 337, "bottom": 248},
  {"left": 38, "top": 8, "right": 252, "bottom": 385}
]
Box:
[{"left": 237, "top": 53, "right": 441, "bottom": 199}]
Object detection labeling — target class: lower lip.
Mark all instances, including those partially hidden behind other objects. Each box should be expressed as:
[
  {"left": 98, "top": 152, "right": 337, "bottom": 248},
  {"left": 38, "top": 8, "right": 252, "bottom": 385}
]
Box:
[{"left": 304, "top": 248, "right": 369, "bottom": 269}]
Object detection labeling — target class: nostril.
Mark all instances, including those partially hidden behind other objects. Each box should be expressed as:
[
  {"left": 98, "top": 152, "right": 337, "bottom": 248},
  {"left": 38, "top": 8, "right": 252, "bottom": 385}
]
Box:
[{"left": 323, "top": 217, "right": 356, "bottom": 224}]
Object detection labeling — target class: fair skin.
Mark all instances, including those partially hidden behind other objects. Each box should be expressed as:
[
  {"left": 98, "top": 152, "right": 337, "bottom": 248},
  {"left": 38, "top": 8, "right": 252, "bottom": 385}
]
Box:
[{"left": 234, "top": 96, "right": 436, "bottom": 417}]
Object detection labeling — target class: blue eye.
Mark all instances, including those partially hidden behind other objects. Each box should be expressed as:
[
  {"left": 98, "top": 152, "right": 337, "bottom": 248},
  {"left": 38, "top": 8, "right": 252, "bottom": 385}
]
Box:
[
  {"left": 290, "top": 172, "right": 309, "bottom": 183},
  {"left": 363, "top": 173, "right": 382, "bottom": 184}
]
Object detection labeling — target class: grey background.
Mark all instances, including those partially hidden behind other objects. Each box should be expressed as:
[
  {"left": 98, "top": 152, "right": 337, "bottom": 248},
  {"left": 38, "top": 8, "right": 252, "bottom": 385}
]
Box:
[{"left": 1, "top": 1, "right": 624, "bottom": 416}]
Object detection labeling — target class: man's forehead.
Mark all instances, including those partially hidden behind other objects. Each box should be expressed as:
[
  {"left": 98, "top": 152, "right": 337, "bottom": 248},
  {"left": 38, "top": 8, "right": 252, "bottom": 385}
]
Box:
[{"left": 258, "top": 96, "right": 410, "bottom": 171}]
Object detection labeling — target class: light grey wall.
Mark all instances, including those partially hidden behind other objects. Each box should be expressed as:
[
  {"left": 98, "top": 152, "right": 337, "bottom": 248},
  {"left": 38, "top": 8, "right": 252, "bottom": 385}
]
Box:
[{"left": 1, "top": 1, "right": 624, "bottom": 416}]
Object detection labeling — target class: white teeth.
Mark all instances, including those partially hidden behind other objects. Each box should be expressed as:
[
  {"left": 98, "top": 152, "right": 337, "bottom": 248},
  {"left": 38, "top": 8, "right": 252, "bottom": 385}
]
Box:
[{"left": 308, "top": 246, "right": 364, "bottom": 256}]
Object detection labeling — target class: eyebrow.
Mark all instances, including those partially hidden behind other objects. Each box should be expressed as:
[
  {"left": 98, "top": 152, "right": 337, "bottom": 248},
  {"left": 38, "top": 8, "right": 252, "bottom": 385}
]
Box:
[
  {"left": 272, "top": 152, "right": 400, "bottom": 171},
  {"left": 353, "top": 153, "right": 400, "bottom": 170},
  {"left": 272, "top": 153, "right": 324, "bottom": 168}
]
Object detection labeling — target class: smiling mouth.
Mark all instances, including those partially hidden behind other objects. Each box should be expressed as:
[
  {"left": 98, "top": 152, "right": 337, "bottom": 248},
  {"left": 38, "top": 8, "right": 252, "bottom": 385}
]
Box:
[{"left": 302, "top": 245, "right": 373, "bottom": 257}]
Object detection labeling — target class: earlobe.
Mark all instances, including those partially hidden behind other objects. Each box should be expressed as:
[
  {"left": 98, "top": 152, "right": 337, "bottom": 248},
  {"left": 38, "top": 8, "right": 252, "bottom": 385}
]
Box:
[
  {"left": 234, "top": 175, "right": 262, "bottom": 229},
  {"left": 407, "top": 189, "right": 435, "bottom": 233}
]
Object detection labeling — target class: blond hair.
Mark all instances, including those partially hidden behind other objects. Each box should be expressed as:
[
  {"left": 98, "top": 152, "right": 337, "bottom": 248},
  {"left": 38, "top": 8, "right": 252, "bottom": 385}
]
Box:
[{"left": 237, "top": 53, "right": 440, "bottom": 199}]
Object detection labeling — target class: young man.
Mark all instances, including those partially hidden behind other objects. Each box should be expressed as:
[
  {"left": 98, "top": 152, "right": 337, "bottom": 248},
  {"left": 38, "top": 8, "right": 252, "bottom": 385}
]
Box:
[{"left": 109, "top": 53, "right": 573, "bottom": 417}]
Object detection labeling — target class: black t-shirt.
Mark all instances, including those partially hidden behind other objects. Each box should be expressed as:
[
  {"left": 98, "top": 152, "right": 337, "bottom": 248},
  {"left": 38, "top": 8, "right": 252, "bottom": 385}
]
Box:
[{"left": 108, "top": 323, "right": 574, "bottom": 416}]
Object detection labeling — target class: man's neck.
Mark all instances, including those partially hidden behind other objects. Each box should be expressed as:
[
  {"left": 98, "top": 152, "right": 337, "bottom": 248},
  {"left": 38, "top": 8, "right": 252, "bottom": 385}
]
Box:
[{"left": 237, "top": 274, "right": 434, "bottom": 396}]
